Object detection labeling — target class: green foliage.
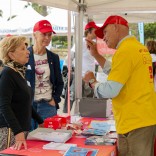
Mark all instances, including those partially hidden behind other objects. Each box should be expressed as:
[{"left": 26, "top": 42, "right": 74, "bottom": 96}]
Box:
[
  {"left": 128, "top": 23, "right": 156, "bottom": 44},
  {"left": 0, "top": 10, "right": 3, "bottom": 17},
  {"left": 52, "top": 36, "right": 68, "bottom": 49},
  {"left": 7, "top": 15, "right": 17, "bottom": 21},
  {"left": 129, "top": 23, "right": 139, "bottom": 40},
  {"left": 144, "top": 22, "right": 156, "bottom": 41},
  {"left": 24, "top": 2, "right": 48, "bottom": 16}
]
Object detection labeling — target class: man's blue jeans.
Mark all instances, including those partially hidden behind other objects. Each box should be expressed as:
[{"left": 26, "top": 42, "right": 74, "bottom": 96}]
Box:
[{"left": 31, "top": 99, "right": 57, "bottom": 130}]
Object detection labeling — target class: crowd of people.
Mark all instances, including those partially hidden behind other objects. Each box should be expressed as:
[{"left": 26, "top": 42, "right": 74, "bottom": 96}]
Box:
[{"left": 0, "top": 15, "right": 156, "bottom": 156}]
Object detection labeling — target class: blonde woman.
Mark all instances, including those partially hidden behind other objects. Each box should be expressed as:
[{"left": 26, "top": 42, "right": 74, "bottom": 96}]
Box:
[{"left": 0, "top": 36, "right": 43, "bottom": 151}]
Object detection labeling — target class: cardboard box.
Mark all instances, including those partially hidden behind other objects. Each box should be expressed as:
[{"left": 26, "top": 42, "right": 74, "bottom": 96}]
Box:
[{"left": 79, "top": 98, "right": 112, "bottom": 118}]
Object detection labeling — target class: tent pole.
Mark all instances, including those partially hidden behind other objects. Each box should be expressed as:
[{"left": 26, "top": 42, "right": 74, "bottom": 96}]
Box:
[
  {"left": 67, "top": 10, "right": 72, "bottom": 115},
  {"left": 75, "top": 0, "right": 86, "bottom": 115}
]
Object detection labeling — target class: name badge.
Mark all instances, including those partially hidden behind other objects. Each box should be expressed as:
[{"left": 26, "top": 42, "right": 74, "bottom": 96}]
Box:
[
  {"left": 27, "top": 65, "right": 31, "bottom": 70},
  {"left": 27, "top": 81, "right": 31, "bottom": 87}
]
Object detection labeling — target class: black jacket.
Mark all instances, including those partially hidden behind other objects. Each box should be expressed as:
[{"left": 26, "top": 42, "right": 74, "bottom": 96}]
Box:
[
  {"left": 0, "top": 67, "right": 43, "bottom": 135},
  {"left": 25, "top": 46, "right": 64, "bottom": 109}
]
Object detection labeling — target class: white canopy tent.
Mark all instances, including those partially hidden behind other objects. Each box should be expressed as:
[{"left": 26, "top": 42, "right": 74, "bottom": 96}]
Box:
[
  {"left": 0, "top": 7, "right": 45, "bottom": 36},
  {"left": 21, "top": 0, "right": 156, "bottom": 113},
  {"left": 0, "top": 6, "right": 73, "bottom": 36},
  {"left": 45, "top": 7, "right": 74, "bottom": 35},
  {"left": 20, "top": 0, "right": 156, "bottom": 23},
  {"left": 45, "top": 8, "right": 74, "bottom": 27}
]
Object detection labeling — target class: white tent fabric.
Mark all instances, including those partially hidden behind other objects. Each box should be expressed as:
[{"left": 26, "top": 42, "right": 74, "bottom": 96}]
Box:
[
  {"left": 21, "top": 0, "right": 156, "bottom": 23},
  {"left": 46, "top": 8, "right": 73, "bottom": 27},
  {"left": 0, "top": 18, "right": 11, "bottom": 36},
  {"left": 0, "top": 17, "right": 7, "bottom": 23},
  {"left": 45, "top": 8, "right": 74, "bottom": 34},
  {"left": 0, "top": 6, "right": 71, "bottom": 36},
  {"left": 0, "top": 7, "right": 44, "bottom": 35}
]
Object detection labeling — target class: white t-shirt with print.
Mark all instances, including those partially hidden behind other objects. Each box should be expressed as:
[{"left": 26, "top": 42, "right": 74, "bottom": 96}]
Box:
[
  {"left": 34, "top": 53, "right": 53, "bottom": 101},
  {"left": 82, "top": 38, "right": 95, "bottom": 77}
]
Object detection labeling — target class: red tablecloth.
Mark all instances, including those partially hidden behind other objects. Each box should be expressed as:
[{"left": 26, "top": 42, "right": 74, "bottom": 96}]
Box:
[
  {"left": 0, "top": 138, "right": 117, "bottom": 156},
  {"left": 0, "top": 117, "right": 117, "bottom": 156}
]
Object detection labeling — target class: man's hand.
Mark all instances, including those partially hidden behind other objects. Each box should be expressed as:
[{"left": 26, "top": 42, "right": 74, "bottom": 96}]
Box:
[
  {"left": 38, "top": 123, "right": 44, "bottom": 128},
  {"left": 85, "top": 39, "right": 106, "bottom": 69},
  {"left": 85, "top": 39, "right": 99, "bottom": 57},
  {"left": 83, "top": 71, "right": 96, "bottom": 83},
  {"left": 83, "top": 71, "right": 98, "bottom": 89},
  {"left": 49, "top": 98, "right": 56, "bottom": 106}
]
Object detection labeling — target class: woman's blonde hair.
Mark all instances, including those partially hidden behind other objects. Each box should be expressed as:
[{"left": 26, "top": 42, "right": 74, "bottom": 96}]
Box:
[{"left": 0, "top": 36, "right": 26, "bottom": 64}]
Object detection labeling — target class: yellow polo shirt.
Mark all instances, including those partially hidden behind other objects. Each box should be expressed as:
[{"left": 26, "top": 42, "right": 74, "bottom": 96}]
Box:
[{"left": 108, "top": 36, "right": 156, "bottom": 134}]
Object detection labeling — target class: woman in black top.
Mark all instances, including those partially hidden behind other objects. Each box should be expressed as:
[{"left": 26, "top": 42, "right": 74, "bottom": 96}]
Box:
[{"left": 0, "top": 36, "right": 43, "bottom": 151}]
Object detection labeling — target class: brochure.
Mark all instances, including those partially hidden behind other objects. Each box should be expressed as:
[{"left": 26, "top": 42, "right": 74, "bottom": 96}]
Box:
[
  {"left": 81, "top": 128, "right": 108, "bottom": 136},
  {"left": 89, "top": 120, "right": 116, "bottom": 132},
  {"left": 107, "top": 132, "right": 117, "bottom": 139},
  {"left": 43, "top": 142, "right": 77, "bottom": 151},
  {"left": 64, "top": 146, "right": 98, "bottom": 156},
  {"left": 85, "top": 136, "right": 116, "bottom": 145}
]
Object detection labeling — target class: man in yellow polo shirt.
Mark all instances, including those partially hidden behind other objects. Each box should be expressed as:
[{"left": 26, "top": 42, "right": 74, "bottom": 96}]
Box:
[{"left": 83, "top": 15, "right": 156, "bottom": 156}]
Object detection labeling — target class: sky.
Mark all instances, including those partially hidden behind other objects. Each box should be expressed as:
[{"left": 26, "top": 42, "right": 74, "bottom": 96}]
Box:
[{"left": 0, "top": 0, "right": 28, "bottom": 20}]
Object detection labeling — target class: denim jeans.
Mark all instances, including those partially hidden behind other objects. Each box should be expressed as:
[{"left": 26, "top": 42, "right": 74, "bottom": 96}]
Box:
[{"left": 31, "top": 99, "right": 57, "bottom": 131}]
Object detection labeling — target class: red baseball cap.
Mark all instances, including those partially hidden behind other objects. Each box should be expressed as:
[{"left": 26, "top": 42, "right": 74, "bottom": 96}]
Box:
[
  {"left": 6, "top": 34, "right": 12, "bottom": 37},
  {"left": 33, "top": 20, "right": 56, "bottom": 34},
  {"left": 85, "top": 21, "right": 99, "bottom": 30},
  {"left": 95, "top": 15, "right": 129, "bottom": 39}
]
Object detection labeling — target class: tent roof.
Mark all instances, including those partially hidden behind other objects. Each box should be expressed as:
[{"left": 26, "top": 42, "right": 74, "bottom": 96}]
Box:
[
  {"left": 21, "top": 0, "right": 77, "bottom": 12},
  {"left": 0, "top": 7, "right": 44, "bottom": 35},
  {"left": 0, "top": 7, "right": 73, "bottom": 35},
  {"left": 8, "top": 6, "right": 44, "bottom": 29},
  {"left": 45, "top": 8, "right": 74, "bottom": 27},
  {"left": 21, "top": 0, "right": 156, "bottom": 23}
]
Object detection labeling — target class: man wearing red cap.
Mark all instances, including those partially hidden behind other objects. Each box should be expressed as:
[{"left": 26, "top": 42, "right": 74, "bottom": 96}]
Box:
[
  {"left": 83, "top": 15, "right": 156, "bottom": 156},
  {"left": 82, "top": 21, "right": 99, "bottom": 76},
  {"left": 62, "top": 21, "right": 99, "bottom": 113},
  {"left": 65, "top": 21, "right": 99, "bottom": 75},
  {"left": 25, "top": 20, "right": 64, "bottom": 130}
]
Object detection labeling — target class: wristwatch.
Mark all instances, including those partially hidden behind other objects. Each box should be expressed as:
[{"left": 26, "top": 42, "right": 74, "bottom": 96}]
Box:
[{"left": 89, "top": 78, "right": 96, "bottom": 88}]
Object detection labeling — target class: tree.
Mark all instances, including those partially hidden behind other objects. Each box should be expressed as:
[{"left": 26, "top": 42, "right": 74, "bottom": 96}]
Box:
[
  {"left": 24, "top": 2, "right": 48, "bottom": 16},
  {"left": 52, "top": 36, "right": 68, "bottom": 48},
  {"left": 0, "top": 9, "right": 3, "bottom": 17},
  {"left": 7, "top": 15, "right": 17, "bottom": 21},
  {"left": 129, "top": 23, "right": 139, "bottom": 40},
  {"left": 129, "top": 23, "right": 156, "bottom": 44},
  {"left": 144, "top": 22, "right": 156, "bottom": 41}
]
